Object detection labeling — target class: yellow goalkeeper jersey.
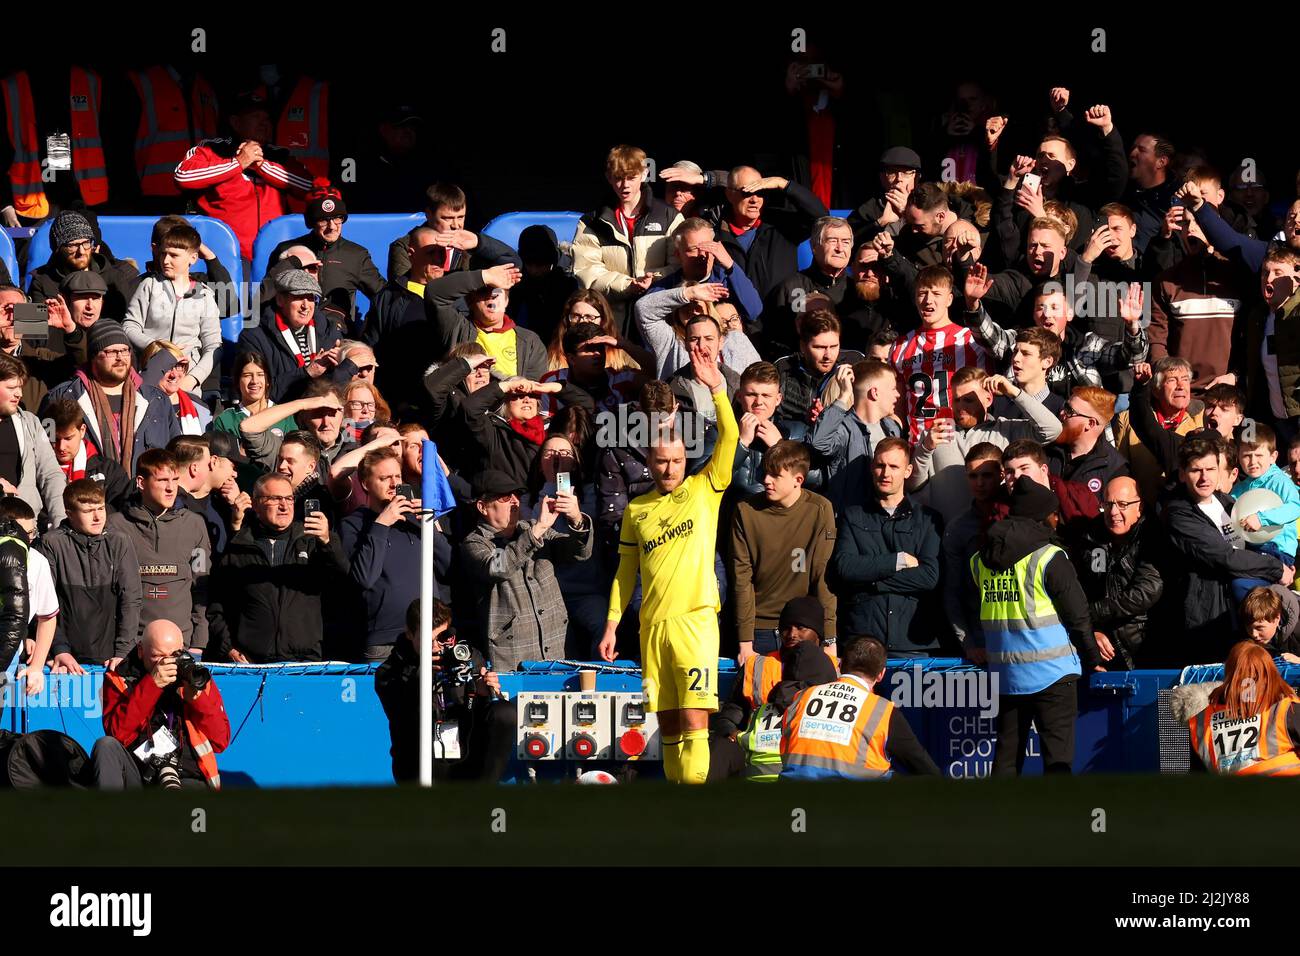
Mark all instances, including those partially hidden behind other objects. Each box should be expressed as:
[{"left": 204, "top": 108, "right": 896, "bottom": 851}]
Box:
[{"left": 609, "top": 384, "right": 739, "bottom": 627}]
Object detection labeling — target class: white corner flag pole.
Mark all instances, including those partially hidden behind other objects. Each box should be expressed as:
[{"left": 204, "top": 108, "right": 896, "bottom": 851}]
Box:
[{"left": 419, "top": 439, "right": 437, "bottom": 788}]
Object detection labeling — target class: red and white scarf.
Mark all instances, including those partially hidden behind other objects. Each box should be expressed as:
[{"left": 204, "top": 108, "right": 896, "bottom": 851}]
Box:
[
  {"left": 176, "top": 390, "right": 204, "bottom": 435},
  {"left": 275, "top": 312, "right": 317, "bottom": 368},
  {"left": 61, "top": 439, "right": 91, "bottom": 481}
]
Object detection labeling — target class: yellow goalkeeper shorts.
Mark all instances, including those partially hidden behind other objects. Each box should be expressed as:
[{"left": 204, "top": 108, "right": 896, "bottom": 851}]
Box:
[{"left": 640, "top": 607, "right": 720, "bottom": 713}]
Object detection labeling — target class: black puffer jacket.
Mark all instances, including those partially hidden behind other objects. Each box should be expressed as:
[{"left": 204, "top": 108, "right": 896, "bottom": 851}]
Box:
[
  {"left": 0, "top": 518, "right": 27, "bottom": 670},
  {"left": 365, "top": 280, "right": 427, "bottom": 418},
  {"left": 596, "top": 440, "right": 655, "bottom": 559},
  {"left": 206, "top": 517, "right": 348, "bottom": 663},
  {"left": 773, "top": 350, "right": 863, "bottom": 426},
  {"left": 764, "top": 266, "right": 852, "bottom": 361},
  {"left": 422, "top": 357, "right": 480, "bottom": 475},
  {"left": 1077, "top": 515, "right": 1165, "bottom": 669}
]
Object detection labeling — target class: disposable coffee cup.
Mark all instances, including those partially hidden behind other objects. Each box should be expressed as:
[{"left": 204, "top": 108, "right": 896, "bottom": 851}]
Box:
[{"left": 579, "top": 670, "right": 597, "bottom": 692}]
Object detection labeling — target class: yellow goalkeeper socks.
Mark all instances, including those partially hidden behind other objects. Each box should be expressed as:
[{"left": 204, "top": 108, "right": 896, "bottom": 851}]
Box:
[
  {"left": 679, "top": 729, "right": 710, "bottom": 784},
  {"left": 661, "top": 735, "right": 683, "bottom": 783}
]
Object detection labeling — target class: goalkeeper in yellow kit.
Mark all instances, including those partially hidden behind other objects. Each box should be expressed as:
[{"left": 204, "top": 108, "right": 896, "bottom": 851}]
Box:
[{"left": 600, "top": 338, "right": 738, "bottom": 784}]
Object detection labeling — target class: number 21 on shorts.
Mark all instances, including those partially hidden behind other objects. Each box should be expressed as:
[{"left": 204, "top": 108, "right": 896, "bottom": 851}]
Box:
[{"left": 686, "top": 666, "right": 711, "bottom": 693}]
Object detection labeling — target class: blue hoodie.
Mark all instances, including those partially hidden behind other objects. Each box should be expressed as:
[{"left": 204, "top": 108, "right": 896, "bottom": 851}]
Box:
[{"left": 1233, "top": 462, "right": 1300, "bottom": 559}]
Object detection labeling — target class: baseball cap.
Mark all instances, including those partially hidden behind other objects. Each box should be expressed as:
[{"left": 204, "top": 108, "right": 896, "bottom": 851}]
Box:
[
  {"left": 229, "top": 88, "right": 271, "bottom": 117},
  {"left": 207, "top": 430, "right": 249, "bottom": 466},
  {"left": 381, "top": 104, "right": 423, "bottom": 126}
]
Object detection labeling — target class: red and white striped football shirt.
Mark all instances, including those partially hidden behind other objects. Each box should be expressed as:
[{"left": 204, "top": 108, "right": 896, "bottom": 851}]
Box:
[{"left": 889, "top": 322, "right": 991, "bottom": 441}]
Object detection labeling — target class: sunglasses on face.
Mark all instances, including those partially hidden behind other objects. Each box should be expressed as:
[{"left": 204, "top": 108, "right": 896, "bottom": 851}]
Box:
[{"left": 1061, "top": 404, "right": 1099, "bottom": 427}]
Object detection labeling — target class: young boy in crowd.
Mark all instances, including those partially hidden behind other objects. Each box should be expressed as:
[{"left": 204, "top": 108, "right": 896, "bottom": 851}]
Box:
[
  {"left": 122, "top": 223, "right": 221, "bottom": 394},
  {"left": 37, "top": 480, "right": 142, "bottom": 673},
  {"left": 1233, "top": 424, "right": 1300, "bottom": 570},
  {"left": 1240, "top": 585, "right": 1300, "bottom": 663}
]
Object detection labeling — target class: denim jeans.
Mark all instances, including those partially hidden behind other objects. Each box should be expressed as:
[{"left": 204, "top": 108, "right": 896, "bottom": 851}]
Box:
[{"left": 752, "top": 629, "right": 781, "bottom": 655}]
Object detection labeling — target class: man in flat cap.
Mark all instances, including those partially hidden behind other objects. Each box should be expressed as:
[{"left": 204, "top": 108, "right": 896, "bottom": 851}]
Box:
[{"left": 237, "top": 268, "right": 358, "bottom": 403}]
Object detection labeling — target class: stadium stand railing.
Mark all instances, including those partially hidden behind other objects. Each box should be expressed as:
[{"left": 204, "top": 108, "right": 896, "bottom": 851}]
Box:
[{"left": 1, "top": 659, "right": 1205, "bottom": 786}]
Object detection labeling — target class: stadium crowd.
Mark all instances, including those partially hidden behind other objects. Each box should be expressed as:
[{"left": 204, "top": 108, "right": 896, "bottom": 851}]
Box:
[{"left": 3, "top": 65, "right": 1300, "bottom": 785}]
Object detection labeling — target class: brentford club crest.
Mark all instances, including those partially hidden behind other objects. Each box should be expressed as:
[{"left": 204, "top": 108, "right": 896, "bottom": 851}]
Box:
[{"left": 321, "top": 198, "right": 336, "bottom": 214}]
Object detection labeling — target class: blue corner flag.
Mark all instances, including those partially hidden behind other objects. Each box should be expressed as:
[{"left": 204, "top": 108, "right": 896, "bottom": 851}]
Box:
[{"left": 420, "top": 440, "right": 458, "bottom": 518}]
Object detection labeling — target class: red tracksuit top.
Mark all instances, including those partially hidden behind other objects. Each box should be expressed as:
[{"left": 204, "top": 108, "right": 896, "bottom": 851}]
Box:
[{"left": 174, "top": 137, "right": 314, "bottom": 261}]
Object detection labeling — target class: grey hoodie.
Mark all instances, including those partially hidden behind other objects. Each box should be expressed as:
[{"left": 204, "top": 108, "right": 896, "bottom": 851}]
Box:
[
  {"left": 123, "top": 275, "right": 222, "bottom": 386},
  {"left": 107, "top": 500, "right": 210, "bottom": 649}
]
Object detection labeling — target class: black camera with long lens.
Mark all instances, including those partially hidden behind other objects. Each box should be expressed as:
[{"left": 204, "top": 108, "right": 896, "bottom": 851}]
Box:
[
  {"left": 148, "top": 751, "right": 183, "bottom": 790},
  {"left": 438, "top": 641, "right": 474, "bottom": 686},
  {"left": 173, "top": 650, "right": 210, "bottom": 692}
]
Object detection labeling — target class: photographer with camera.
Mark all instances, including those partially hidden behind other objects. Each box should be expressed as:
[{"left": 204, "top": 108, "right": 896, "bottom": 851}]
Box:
[
  {"left": 97, "top": 620, "right": 229, "bottom": 790},
  {"left": 375, "top": 598, "right": 516, "bottom": 784}
]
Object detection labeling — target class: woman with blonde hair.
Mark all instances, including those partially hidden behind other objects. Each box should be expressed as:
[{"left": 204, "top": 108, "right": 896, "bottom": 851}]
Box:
[
  {"left": 140, "top": 340, "right": 211, "bottom": 434},
  {"left": 546, "top": 289, "right": 657, "bottom": 373},
  {"left": 1187, "top": 641, "right": 1300, "bottom": 775}
]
